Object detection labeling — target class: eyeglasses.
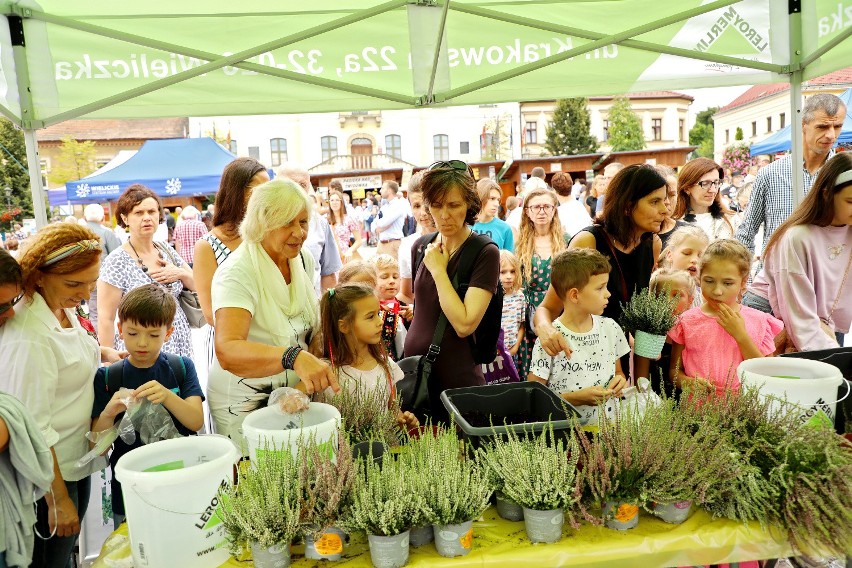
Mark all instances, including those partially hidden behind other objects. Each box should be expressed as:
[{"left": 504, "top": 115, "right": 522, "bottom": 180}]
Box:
[
  {"left": 526, "top": 204, "right": 555, "bottom": 213},
  {"left": 0, "top": 290, "right": 24, "bottom": 316},
  {"left": 696, "top": 180, "right": 722, "bottom": 190},
  {"left": 427, "top": 160, "right": 475, "bottom": 177}
]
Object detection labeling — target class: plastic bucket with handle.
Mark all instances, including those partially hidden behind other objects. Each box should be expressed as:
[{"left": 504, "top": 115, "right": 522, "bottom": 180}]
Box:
[
  {"left": 738, "top": 358, "right": 849, "bottom": 428},
  {"left": 114, "top": 434, "right": 239, "bottom": 568},
  {"left": 241, "top": 403, "right": 341, "bottom": 462}
]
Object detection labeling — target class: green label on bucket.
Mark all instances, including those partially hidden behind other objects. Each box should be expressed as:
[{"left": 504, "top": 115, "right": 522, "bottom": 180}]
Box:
[
  {"left": 805, "top": 410, "right": 834, "bottom": 430},
  {"left": 771, "top": 375, "right": 802, "bottom": 380},
  {"left": 143, "top": 460, "right": 185, "bottom": 472}
]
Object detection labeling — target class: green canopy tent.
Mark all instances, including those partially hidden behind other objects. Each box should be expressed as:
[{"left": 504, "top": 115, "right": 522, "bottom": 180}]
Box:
[{"left": 1, "top": 0, "right": 850, "bottom": 227}]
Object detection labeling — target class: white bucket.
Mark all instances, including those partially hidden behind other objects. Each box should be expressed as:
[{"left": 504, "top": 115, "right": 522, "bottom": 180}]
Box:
[
  {"left": 738, "top": 358, "right": 849, "bottom": 427},
  {"left": 114, "top": 434, "right": 239, "bottom": 568},
  {"left": 241, "top": 403, "right": 341, "bottom": 462}
]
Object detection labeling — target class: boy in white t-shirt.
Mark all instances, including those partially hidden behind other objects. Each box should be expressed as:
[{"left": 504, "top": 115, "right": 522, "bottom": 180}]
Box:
[{"left": 528, "top": 249, "right": 629, "bottom": 424}]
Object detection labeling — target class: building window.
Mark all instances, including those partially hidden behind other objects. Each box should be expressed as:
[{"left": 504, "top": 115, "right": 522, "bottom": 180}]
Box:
[
  {"left": 434, "top": 134, "right": 449, "bottom": 161},
  {"left": 679, "top": 119, "right": 685, "bottom": 142},
  {"left": 459, "top": 141, "right": 470, "bottom": 154},
  {"left": 94, "top": 159, "right": 110, "bottom": 169},
  {"left": 248, "top": 146, "right": 260, "bottom": 160},
  {"left": 766, "top": 116, "right": 772, "bottom": 133},
  {"left": 525, "top": 121, "right": 537, "bottom": 144},
  {"left": 321, "top": 136, "right": 338, "bottom": 162},
  {"left": 652, "top": 118, "right": 662, "bottom": 141},
  {"left": 40, "top": 159, "right": 49, "bottom": 187},
  {"left": 385, "top": 134, "right": 401, "bottom": 159},
  {"left": 229, "top": 139, "right": 238, "bottom": 154},
  {"left": 725, "top": 129, "right": 730, "bottom": 144},
  {"left": 751, "top": 121, "right": 757, "bottom": 137},
  {"left": 270, "top": 138, "right": 287, "bottom": 167},
  {"left": 603, "top": 120, "right": 610, "bottom": 142},
  {"left": 779, "top": 112, "right": 786, "bottom": 129}
]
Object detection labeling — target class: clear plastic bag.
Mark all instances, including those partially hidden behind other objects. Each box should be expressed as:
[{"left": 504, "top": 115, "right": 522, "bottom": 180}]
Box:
[
  {"left": 619, "top": 377, "right": 662, "bottom": 417},
  {"left": 268, "top": 386, "right": 310, "bottom": 414}
]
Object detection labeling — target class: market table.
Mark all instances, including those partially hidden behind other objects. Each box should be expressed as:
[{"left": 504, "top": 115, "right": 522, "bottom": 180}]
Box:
[{"left": 92, "top": 506, "right": 796, "bottom": 567}]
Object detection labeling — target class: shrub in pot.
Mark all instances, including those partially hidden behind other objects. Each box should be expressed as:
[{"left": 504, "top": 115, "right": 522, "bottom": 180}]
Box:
[
  {"left": 340, "top": 455, "right": 425, "bottom": 568},
  {"left": 619, "top": 286, "right": 678, "bottom": 359},
  {"left": 298, "top": 432, "right": 356, "bottom": 560},
  {"left": 217, "top": 444, "right": 301, "bottom": 568},
  {"left": 478, "top": 424, "right": 590, "bottom": 543},
  {"left": 317, "top": 381, "right": 401, "bottom": 448},
  {"left": 405, "top": 427, "right": 491, "bottom": 557}
]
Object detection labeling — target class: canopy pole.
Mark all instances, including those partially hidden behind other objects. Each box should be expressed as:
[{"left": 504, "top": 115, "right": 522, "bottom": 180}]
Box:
[
  {"left": 789, "top": 0, "right": 804, "bottom": 207},
  {"left": 7, "top": 15, "right": 48, "bottom": 227}
]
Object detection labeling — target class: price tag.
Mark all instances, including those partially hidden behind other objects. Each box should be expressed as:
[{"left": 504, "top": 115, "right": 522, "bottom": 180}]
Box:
[{"left": 315, "top": 532, "right": 344, "bottom": 556}]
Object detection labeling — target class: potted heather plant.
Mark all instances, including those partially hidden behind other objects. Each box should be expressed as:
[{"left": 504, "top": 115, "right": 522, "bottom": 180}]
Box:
[
  {"left": 408, "top": 427, "right": 491, "bottom": 558},
  {"left": 318, "top": 381, "right": 401, "bottom": 454},
  {"left": 340, "top": 455, "right": 425, "bottom": 568},
  {"left": 478, "top": 424, "right": 589, "bottom": 543},
  {"left": 298, "top": 432, "right": 356, "bottom": 561},
  {"left": 217, "top": 445, "right": 301, "bottom": 568},
  {"left": 620, "top": 286, "right": 678, "bottom": 359}
]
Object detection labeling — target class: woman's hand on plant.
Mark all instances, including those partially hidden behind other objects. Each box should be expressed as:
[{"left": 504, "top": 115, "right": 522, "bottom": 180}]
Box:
[
  {"left": 607, "top": 374, "right": 628, "bottom": 397},
  {"left": 396, "top": 411, "right": 419, "bottom": 431},
  {"left": 423, "top": 241, "right": 449, "bottom": 275},
  {"left": 49, "top": 495, "right": 80, "bottom": 537},
  {"left": 294, "top": 351, "right": 340, "bottom": 395},
  {"left": 538, "top": 321, "right": 573, "bottom": 358},
  {"left": 713, "top": 302, "right": 748, "bottom": 341}
]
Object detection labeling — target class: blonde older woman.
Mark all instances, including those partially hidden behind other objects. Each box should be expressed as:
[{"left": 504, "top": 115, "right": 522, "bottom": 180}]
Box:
[{"left": 209, "top": 178, "right": 339, "bottom": 444}]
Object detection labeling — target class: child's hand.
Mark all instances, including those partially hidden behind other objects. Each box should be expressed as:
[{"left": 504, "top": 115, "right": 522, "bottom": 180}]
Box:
[
  {"left": 396, "top": 411, "right": 420, "bottom": 431},
  {"left": 681, "top": 375, "right": 714, "bottom": 392},
  {"left": 400, "top": 304, "right": 414, "bottom": 321},
  {"left": 714, "top": 302, "right": 748, "bottom": 341},
  {"left": 607, "top": 374, "right": 628, "bottom": 397},
  {"left": 101, "top": 391, "right": 129, "bottom": 419},
  {"left": 564, "top": 386, "right": 613, "bottom": 407},
  {"left": 133, "top": 381, "right": 172, "bottom": 405}
]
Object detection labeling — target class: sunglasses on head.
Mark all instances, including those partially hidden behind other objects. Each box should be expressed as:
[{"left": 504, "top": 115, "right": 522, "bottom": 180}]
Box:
[
  {"left": 0, "top": 290, "right": 24, "bottom": 316},
  {"left": 427, "top": 160, "right": 475, "bottom": 177}
]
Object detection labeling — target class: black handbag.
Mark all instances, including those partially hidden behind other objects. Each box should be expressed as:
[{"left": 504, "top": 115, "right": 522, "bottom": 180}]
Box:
[{"left": 396, "top": 312, "right": 449, "bottom": 419}]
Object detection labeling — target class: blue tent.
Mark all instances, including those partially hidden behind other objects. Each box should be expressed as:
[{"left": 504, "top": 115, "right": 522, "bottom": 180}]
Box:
[
  {"left": 750, "top": 88, "right": 852, "bottom": 156},
  {"left": 65, "top": 137, "right": 235, "bottom": 202}
]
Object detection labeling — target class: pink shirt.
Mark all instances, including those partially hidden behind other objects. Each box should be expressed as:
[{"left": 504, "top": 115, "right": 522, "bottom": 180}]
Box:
[
  {"left": 173, "top": 219, "right": 207, "bottom": 264},
  {"left": 669, "top": 305, "right": 783, "bottom": 396}
]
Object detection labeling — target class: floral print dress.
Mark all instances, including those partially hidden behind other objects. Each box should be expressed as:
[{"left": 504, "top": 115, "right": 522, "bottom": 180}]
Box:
[{"left": 517, "top": 254, "right": 552, "bottom": 379}]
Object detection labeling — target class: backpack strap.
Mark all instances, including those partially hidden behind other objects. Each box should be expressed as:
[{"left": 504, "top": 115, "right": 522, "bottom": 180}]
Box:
[
  {"left": 451, "top": 232, "right": 490, "bottom": 293},
  {"left": 165, "top": 353, "right": 187, "bottom": 393},
  {"left": 105, "top": 359, "right": 125, "bottom": 393}
]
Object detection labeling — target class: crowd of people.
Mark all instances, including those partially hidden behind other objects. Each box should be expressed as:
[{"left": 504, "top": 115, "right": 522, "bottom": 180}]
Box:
[{"left": 0, "top": 93, "right": 849, "bottom": 568}]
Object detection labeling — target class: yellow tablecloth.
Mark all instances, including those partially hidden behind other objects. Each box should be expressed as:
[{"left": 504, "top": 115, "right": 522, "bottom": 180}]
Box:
[{"left": 93, "top": 506, "right": 794, "bottom": 568}]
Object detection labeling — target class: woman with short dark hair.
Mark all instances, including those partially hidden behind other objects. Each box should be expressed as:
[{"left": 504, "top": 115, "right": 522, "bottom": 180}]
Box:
[
  {"left": 404, "top": 161, "right": 500, "bottom": 421},
  {"left": 98, "top": 184, "right": 195, "bottom": 356}
]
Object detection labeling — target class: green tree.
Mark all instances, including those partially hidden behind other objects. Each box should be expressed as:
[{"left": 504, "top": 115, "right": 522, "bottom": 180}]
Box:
[
  {"left": 481, "top": 113, "right": 513, "bottom": 161},
  {"left": 606, "top": 96, "right": 645, "bottom": 152},
  {"left": 50, "top": 135, "right": 98, "bottom": 187},
  {"left": 688, "top": 106, "right": 718, "bottom": 158},
  {"left": 0, "top": 119, "right": 34, "bottom": 224},
  {"left": 544, "top": 98, "right": 598, "bottom": 156},
  {"left": 735, "top": 127, "right": 744, "bottom": 141}
]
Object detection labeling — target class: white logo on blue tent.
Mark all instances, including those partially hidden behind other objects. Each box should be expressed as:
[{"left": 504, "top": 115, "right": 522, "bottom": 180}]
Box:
[
  {"left": 165, "top": 178, "right": 182, "bottom": 195},
  {"left": 75, "top": 183, "right": 91, "bottom": 198}
]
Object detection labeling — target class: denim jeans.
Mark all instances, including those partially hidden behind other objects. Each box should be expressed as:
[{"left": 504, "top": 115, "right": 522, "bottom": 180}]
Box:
[{"left": 31, "top": 476, "right": 91, "bottom": 568}]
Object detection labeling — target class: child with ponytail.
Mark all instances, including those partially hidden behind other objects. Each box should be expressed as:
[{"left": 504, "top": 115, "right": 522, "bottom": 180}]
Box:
[{"left": 319, "top": 283, "right": 418, "bottom": 430}]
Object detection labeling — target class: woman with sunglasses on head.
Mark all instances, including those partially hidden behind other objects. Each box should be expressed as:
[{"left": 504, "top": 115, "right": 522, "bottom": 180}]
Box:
[
  {"left": 404, "top": 160, "right": 500, "bottom": 422},
  {"left": 673, "top": 157, "right": 737, "bottom": 242},
  {"left": 514, "top": 187, "right": 566, "bottom": 378},
  {"left": 0, "top": 224, "right": 125, "bottom": 568},
  {"left": 744, "top": 152, "right": 852, "bottom": 352},
  {"left": 534, "top": 164, "right": 670, "bottom": 382}
]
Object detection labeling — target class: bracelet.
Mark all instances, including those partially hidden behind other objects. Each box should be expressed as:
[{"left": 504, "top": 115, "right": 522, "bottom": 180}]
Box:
[{"left": 281, "top": 346, "right": 302, "bottom": 371}]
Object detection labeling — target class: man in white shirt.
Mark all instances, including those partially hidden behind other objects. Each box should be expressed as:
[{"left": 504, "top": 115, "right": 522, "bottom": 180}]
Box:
[
  {"left": 373, "top": 180, "right": 406, "bottom": 259},
  {"left": 277, "top": 164, "right": 342, "bottom": 295}
]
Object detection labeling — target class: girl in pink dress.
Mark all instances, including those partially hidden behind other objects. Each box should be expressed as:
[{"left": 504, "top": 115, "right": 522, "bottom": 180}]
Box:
[{"left": 669, "top": 239, "right": 783, "bottom": 396}]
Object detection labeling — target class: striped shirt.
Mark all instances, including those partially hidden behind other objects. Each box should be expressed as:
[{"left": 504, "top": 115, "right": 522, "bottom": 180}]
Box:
[{"left": 735, "top": 150, "right": 835, "bottom": 255}]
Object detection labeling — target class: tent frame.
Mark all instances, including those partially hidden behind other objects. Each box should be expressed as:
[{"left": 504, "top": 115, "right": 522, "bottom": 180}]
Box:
[{"left": 1, "top": 1, "right": 849, "bottom": 227}]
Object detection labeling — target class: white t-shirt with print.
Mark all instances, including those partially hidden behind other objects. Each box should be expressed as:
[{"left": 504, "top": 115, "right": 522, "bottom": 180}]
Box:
[{"left": 529, "top": 316, "right": 630, "bottom": 424}]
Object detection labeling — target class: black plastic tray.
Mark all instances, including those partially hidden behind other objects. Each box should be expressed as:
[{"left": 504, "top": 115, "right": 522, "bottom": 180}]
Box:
[{"left": 440, "top": 382, "right": 578, "bottom": 450}]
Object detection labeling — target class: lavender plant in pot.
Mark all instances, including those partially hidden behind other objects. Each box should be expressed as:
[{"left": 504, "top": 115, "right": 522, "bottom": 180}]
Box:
[
  {"left": 217, "top": 446, "right": 301, "bottom": 568},
  {"left": 409, "top": 427, "right": 491, "bottom": 558},
  {"left": 340, "top": 455, "right": 424, "bottom": 568},
  {"left": 298, "top": 432, "right": 356, "bottom": 561},
  {"left": 317, "top": 381, "right": 401, "bottom": 455},
  {"left": 620, "top": 286, "right": 678, "bottom": 359},
  {"left": 478, "top": 424, "right": 590, "bottom": 543}
]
